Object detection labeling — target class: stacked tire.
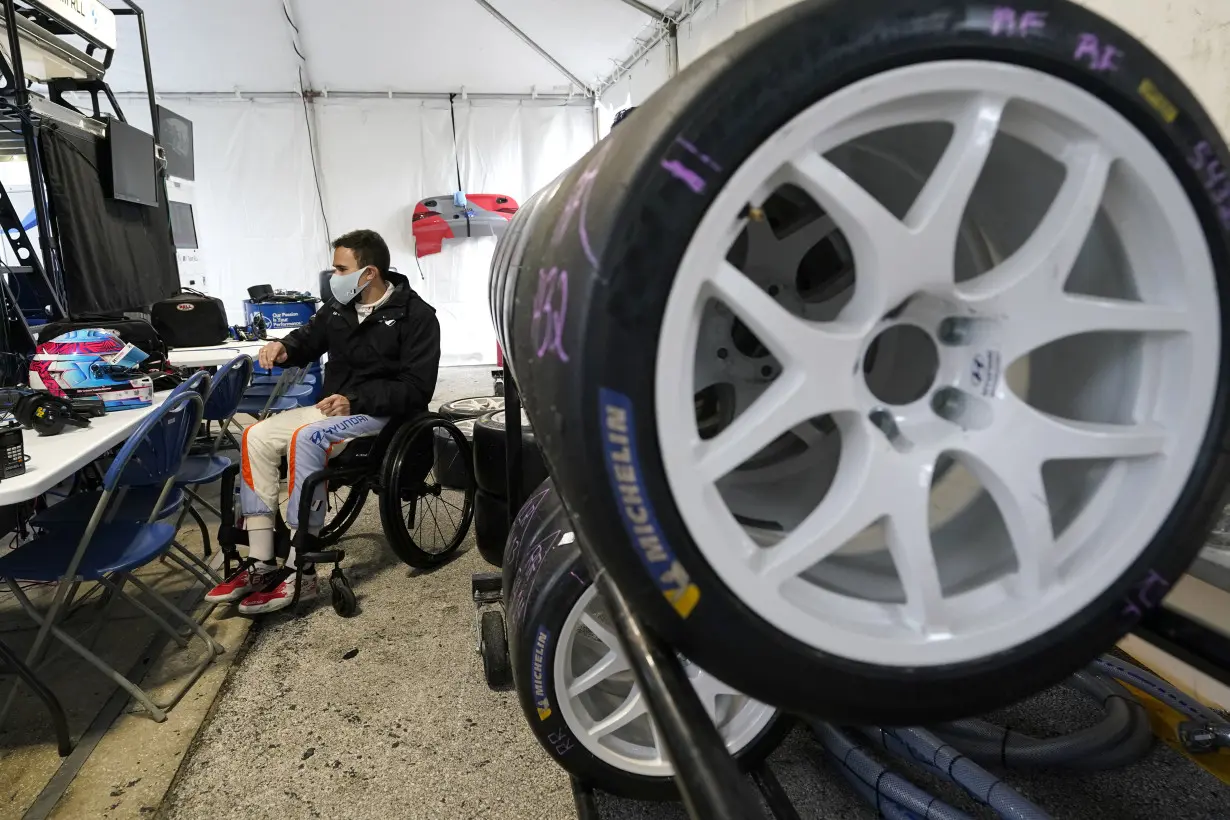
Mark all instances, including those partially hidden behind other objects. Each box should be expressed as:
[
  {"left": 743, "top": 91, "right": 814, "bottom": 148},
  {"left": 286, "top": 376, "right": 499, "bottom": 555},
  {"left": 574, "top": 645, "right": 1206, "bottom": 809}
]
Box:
[
  {"left": 491, "top": 0, "right": 1230, "bottom": 724},
  {"left": 472, "top": 409, "right": 549, "bottom": 567},
  {"left": 504, "top": 478, "right": 788, "bottom": 799}
]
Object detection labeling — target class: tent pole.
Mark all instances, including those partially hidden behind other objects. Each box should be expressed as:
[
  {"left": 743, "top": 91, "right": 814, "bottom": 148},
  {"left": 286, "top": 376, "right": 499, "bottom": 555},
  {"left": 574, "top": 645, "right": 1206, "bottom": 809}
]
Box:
[
  {"left": 470, "top": 0, "right": 592, "bottom": 96},
  {"left": 609, "top": 0, "right": 672, "bottom": 22}
]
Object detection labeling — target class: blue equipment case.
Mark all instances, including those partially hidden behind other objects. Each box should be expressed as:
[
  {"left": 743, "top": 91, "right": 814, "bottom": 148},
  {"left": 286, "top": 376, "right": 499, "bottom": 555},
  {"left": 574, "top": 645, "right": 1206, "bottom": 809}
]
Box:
[{"left": 243, "top": 300, "right": 316, "bottom": 329}]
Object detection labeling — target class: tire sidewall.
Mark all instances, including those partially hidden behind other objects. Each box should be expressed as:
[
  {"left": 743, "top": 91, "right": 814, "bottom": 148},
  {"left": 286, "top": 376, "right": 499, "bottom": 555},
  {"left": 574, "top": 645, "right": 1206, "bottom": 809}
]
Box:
[
  {"left": 510, "top": 0, "right": 1230, "bottom": 720},
  {"left": 507, "top": 490, "right": 787, "bottom": 799}
]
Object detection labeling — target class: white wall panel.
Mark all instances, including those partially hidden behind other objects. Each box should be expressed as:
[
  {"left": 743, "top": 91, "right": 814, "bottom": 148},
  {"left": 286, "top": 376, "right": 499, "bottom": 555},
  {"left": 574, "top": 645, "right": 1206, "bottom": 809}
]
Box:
[{"left": 128, "top": 99, "right": 330, "bottom": 324}]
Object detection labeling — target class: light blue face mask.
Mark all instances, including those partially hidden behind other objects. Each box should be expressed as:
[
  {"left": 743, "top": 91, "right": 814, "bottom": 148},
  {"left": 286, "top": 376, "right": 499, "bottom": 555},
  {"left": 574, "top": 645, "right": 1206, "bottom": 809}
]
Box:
[{"left": 331, "top": 265, "right": 372, "bottom": 305}]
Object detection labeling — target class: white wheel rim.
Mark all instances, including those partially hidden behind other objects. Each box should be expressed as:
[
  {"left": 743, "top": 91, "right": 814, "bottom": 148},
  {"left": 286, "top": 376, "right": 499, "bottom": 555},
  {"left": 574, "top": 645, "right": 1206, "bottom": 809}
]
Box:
[
  {"left": 488, "top": 409, "right": 530, "bottom": 428},
  {"left": 451, "top": 397, "right": 504, "bottom": 413},
  {"left": 654, "top": 61, "right": 1220, "bottom": 667},
  {"left": 554, "top": 584, "right": 777, "bottom": 777}
]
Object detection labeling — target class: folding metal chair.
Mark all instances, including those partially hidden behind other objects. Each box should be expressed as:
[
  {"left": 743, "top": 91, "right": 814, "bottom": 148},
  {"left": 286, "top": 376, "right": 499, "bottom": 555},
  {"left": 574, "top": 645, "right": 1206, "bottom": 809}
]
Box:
[
  {"left": 173, "top": 355, "right": 254, "bottom": 565},
  {"left": 0, "top": 391, "right": 222, "bottom": 722},
  {"left": 236, "top": 366, "right": 303, "bottom": 419}
]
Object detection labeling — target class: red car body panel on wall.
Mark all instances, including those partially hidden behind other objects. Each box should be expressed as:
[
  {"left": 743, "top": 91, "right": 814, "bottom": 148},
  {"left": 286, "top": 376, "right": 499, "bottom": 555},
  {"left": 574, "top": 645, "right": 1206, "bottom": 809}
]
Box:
[{"left": 412, "top": 194, "right": 519, "bottom": 258}]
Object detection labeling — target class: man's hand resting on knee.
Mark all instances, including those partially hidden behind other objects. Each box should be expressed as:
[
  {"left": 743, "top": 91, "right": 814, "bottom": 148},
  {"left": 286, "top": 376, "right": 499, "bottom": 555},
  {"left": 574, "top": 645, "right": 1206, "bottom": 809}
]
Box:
[
  {"left": 317, "top": 394, "right": 351, "bottom": 417},
  {"left": 258, "top": 341, "right": 288, "bottom": 370}
]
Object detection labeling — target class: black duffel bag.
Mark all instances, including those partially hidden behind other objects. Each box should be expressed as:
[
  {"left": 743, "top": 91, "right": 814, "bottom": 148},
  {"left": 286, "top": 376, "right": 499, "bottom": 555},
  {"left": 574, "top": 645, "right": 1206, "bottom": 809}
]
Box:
[
  {"left": 38, "top": 313, "right": 169, "bottom": 371},
  {"left": 151, "top": 288, "right": 229, "bottom": 348}
]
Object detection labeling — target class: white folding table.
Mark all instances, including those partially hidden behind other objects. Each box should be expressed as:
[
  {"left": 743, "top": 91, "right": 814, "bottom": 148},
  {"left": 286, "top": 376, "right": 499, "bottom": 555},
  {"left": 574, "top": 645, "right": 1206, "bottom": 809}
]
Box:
[{"left": 0, "top": 391, "right": 173, "bottom": 506}]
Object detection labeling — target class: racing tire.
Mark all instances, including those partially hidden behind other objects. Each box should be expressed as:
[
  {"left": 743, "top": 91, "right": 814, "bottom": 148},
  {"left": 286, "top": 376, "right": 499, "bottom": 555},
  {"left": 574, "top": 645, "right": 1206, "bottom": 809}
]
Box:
[
  {"left": 498, "top": 0, "right": 1230, "bottom": 723},
  {"left": 434, "top": 418, "right": 476, "bottom": 490},
  {"left": 472, "top": 409, "right": 549, "bottom": 498},
  {"left": 439, "top": 396, "right": 504, "bottom": 422},
  {"left": 506, "top": 479, "right": 789, "bottom": 800},
  {"left": 475, "top": 489, "right": 510, "bottom": 568}
]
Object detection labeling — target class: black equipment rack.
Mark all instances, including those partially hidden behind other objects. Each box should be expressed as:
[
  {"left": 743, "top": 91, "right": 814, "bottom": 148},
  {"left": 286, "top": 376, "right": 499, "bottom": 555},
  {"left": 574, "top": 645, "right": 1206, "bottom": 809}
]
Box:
[{"left": 0, "top": 0, "right": 164, "bottom": 363}]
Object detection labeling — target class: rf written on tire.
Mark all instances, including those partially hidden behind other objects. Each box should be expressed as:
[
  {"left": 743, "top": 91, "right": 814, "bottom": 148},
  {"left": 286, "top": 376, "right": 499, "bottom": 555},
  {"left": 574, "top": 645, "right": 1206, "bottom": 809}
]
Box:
[{"left": 500, "top": 0, "right": 1230, "bottom": 723}]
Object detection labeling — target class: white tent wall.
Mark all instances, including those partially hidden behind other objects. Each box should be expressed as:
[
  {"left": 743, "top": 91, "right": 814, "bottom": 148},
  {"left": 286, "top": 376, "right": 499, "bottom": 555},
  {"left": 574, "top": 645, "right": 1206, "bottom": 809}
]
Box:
[
  {"left": 314, "top": 97, "right": 594, "bottom": 366},
  {"left": 124, "top": 98, "right": 332, "bottom": 324},
  {"left": 597, "top": 0, "right": 1230, "bottom": 137},
  {"left": 114, "top": 94, "right": 594, "bottom": 364}
]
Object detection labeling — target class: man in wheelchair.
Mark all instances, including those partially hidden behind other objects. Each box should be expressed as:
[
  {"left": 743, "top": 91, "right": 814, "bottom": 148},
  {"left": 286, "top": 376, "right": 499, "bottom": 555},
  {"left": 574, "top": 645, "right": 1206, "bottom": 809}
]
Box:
[{"left": 206, "top": 229, "right": 441, "bottom": 614}]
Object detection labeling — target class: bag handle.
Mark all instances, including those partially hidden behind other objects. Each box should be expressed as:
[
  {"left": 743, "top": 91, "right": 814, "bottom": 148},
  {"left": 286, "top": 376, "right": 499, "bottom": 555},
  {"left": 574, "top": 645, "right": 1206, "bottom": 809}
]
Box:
[{"left": 177, "top": 287, "right": 209, "bottom": 298}]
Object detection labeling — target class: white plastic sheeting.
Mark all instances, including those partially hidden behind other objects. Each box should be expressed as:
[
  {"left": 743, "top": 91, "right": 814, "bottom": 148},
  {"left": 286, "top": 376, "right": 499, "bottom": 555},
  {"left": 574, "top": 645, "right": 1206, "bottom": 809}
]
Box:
[
  {"left": 126, "top": 99, "right": 331, "bottom": 322},
  {"left": 124, "top": 96, "right": 593, "bottom": 365}
]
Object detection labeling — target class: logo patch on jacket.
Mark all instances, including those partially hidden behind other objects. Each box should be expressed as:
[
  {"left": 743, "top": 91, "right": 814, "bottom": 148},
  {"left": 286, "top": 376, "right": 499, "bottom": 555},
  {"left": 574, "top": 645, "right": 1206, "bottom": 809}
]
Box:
[{"left": 383, "top": 319, "right": 395, "bottom": 327}]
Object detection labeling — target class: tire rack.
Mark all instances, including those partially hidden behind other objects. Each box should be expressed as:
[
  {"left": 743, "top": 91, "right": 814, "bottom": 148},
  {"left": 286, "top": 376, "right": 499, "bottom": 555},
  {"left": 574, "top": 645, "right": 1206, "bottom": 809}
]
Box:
[{"left": 502, "top": 371, "right": 803, "bottom": 820}]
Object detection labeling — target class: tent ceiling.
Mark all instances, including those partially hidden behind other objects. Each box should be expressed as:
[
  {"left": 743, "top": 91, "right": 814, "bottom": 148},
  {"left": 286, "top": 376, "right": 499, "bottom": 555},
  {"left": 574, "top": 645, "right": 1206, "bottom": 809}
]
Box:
[{"left": 104, "top": 0, "right": 672, "bottom": 96}]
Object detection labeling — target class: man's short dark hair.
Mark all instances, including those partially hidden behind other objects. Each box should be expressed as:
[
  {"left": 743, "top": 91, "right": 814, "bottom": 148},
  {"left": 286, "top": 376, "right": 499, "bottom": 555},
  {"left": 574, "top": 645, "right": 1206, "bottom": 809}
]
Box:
[{"left": 333, "top": 229, "right": 390, "bottom": 275}]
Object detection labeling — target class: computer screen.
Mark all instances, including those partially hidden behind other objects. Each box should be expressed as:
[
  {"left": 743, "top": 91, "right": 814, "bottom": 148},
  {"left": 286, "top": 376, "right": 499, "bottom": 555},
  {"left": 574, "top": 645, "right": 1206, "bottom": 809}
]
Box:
[
  {"left": 169, "top": 201, "right": 198, "bottom": 250},
  {"left": 157, "top": 105, "right": 194, "bottom": 181},
  {"left": 106, "top": 119, "right": 158, "bottom": 207}
]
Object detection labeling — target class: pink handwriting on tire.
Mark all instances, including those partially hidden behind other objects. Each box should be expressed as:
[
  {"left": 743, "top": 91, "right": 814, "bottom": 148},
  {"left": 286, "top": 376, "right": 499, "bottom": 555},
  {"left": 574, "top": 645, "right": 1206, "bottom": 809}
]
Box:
[
  {"left": 532, "top": 267, "right": 570, "bottom": 362},
  {"left": 1190, "top": 140, "right": 1230, "bottom": 229},
  {"left": 1120, "top": 570, "right": 1171, "bottom": 619},
  {"left": 989, "top": 7, "right": 1046, "bottom": 36},
  {"left": 1074, "top": 33, "right": 1123, "bottom": 71},
  {"left": 550, "top": 141, "right": 613, "bottom": 269}
]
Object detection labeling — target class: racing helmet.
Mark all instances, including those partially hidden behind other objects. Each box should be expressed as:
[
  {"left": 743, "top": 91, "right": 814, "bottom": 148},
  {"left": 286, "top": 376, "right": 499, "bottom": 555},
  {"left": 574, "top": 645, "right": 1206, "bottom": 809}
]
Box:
[{"left": 30, "top": 329, "right": 154, "bottom": 411}]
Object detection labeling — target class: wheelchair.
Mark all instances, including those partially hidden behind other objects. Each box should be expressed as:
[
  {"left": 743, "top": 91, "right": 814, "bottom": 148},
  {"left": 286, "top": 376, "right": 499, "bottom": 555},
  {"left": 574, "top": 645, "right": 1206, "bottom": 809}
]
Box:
[{"left": 216, "top": 412, "right": 475, "bottom": 616}]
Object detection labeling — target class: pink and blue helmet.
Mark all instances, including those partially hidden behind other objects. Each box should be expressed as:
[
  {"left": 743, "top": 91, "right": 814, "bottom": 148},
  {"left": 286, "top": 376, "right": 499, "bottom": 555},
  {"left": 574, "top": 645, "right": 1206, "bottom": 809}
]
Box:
[{"left": 30, "top": 329, "right": 154, "bottom": 411}]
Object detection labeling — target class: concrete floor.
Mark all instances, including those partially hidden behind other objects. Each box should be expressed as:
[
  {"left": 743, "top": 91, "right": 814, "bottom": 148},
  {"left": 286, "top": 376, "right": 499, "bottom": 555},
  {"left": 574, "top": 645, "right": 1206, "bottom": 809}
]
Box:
[{"left": 3, "top": 366, "right": 1228, "bottom": 819}]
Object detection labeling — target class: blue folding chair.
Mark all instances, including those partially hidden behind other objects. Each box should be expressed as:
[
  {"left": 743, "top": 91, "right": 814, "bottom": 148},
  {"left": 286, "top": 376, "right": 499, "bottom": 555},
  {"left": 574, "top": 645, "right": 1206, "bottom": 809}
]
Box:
[
  {"left": 236, "top": 366, "right": 303, "bottom": 419},
  {"left": 173, "top": 355, "right": 254, "bottom": 563},
  {"left": 0, "top": 390, "right": 222, "bottom": 722}
]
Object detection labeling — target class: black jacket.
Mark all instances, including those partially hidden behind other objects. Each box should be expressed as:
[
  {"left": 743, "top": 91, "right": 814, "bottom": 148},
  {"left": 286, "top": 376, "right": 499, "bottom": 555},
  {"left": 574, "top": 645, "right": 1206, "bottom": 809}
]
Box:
[{"left": 280, "top": 271, "right": 441, "bottom": 418}]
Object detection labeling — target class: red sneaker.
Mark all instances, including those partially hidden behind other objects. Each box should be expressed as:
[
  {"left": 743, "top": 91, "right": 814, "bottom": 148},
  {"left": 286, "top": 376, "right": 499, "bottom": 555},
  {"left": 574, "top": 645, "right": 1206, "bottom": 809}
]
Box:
[
  {"left": 237, "top": 569, "right": 317, "bottom": 615},
  {"left": 204, "top": 560, "right": 268, "bottom": 604}
]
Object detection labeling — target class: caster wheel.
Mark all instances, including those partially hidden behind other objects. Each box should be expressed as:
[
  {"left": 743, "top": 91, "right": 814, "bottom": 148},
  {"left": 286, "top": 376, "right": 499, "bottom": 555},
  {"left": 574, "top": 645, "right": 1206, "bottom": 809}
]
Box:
[
  {"left": 480, "top": 609, "right": 511, "bottom": 687},
  {"left": 331, "top": 569, "right": 357, "bottom": 617}
]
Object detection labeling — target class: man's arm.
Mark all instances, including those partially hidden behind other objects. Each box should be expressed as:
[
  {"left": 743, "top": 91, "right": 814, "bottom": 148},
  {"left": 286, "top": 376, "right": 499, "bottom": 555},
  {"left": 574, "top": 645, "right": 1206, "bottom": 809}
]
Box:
[
  {"left": 348, "top": 311, "right": 441, "bottom": 418},
  {"left": 278, "top": 306, "right": 331, "bottom": 367}
]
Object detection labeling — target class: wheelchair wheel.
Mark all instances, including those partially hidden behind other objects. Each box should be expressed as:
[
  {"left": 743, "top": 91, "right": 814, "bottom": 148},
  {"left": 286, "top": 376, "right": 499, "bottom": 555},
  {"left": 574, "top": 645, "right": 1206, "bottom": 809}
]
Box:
[
  {"left": 330, "top": 568, "right": 358, "bottom": 617},
  {"left": 317, "top": 482, "right": 369, "bottom": 547},
  {"left": 380, "top": 418, "right": 475, "bottom": 568}
]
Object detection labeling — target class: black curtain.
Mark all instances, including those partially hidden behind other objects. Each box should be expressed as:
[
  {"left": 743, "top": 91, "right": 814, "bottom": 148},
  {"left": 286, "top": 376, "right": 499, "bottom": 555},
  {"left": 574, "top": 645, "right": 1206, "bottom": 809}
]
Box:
[{"left": 38, "top": 125, "right": 179, "bottom": 315}]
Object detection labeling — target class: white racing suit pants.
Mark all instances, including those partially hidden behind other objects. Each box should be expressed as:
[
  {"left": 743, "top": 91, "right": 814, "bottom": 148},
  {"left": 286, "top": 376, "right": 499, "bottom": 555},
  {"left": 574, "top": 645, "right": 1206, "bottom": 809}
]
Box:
[{"left": 240, "top": 406, "right": 387, "bottom": 532}]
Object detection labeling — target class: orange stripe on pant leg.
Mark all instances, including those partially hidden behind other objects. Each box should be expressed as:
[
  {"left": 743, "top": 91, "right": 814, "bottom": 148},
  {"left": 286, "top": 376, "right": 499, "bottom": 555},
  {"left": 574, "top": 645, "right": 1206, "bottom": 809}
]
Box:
[
  {"left": 287, "top": 424, "right": 316, "bottom": 499},
  {"left": 241, "top": 424, "right": 256, "bottom": 490}
]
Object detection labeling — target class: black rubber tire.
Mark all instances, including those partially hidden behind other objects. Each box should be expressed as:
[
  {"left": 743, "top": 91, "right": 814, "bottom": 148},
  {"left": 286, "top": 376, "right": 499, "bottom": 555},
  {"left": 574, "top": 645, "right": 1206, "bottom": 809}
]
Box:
[
  {"left": 502, "top": 478, "right": 559, "bottom": 603},
  {"left": 472, "top": 409, "right": 549, "bottom": 498},
  {"left": 506, "top": 480, "right": 789, "bottom": 800},
  {"left": 498, "top": 0, "right": 1230, "bottom": 723},
  {"left": 475, "top": 489, "right": 510, "bottom": 567},
  {"left": 330, "top": 570, "right": 358, "bottom": 618},
  {"left": 379, "top": 417, "right": 474, "bottom": 569},
  {"left": 434, "top": 418, "right": 476, "bottom": 490},
  {"left": 480, "top": 610, "right": 513, "bottom": 688},
  {"left": 438, "top": 396, "right": 504, "bottom": 422}
]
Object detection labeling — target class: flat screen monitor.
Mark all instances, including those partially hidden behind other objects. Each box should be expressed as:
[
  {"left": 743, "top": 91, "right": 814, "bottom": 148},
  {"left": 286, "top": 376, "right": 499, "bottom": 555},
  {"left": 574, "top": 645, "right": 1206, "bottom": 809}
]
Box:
[
  {"left": 157, "top": 105, "right": 194, "bottom": 181},
  {"left": 106, "top": 119, "right": 158, "bottom": 207},
  {"left": 169, "top": 201, "right": 198, "bottom": 250}
]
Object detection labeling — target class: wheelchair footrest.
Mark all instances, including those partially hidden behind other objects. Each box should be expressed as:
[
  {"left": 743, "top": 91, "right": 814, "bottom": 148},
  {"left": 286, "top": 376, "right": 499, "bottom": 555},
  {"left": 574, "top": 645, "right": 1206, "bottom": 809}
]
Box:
[{"left": 303, "top": 550, "right": 344, "bottom": 566}]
